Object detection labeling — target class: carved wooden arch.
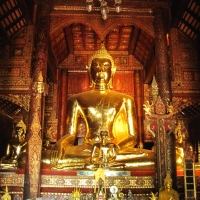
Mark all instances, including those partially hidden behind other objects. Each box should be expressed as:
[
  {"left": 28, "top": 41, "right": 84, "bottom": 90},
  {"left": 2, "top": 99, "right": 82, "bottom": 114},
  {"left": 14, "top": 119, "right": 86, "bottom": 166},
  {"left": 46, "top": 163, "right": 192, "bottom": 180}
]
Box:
[
  {"left": 0, "top": 94, "right": 30, "bottom": 113},
  {"left": 50, "top": 15, "right": 155, "bottom": 41},
  {"left": 99, "top": 17, "right": 155, "bottom": 40},
  {"left": 174, "top": 98, "right": 200, "bottom": 116}
]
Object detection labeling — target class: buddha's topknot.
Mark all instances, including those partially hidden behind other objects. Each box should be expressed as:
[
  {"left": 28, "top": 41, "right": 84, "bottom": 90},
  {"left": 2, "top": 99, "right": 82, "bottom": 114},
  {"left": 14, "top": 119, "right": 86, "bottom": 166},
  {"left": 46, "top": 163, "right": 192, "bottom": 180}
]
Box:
[{"left": 88, "top": 43, "right": 115, "bottom": 68}]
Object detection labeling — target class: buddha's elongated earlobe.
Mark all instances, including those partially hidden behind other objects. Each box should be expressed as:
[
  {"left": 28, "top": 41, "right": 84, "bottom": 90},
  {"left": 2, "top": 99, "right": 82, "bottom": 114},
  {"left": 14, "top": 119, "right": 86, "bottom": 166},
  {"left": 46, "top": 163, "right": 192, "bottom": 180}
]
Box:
[
  {"left": 109, "top": 77, "right": 113, "bottom": 89},
  {"left": 89, "top": 76, "right": 95, "bottom": 88},
  {"left": 86, "top": 65, "right": 94, "bottom": 88},
  {"left": 109, "top": 66, "right": 116, "bottom": 89}
]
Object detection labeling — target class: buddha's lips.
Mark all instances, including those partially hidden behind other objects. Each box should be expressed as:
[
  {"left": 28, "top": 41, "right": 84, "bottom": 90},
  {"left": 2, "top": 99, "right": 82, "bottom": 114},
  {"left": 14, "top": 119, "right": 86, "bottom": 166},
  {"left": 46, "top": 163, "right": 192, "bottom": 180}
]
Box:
[{"left": 96, "top": 72, "right": 108, "bottom": 80}]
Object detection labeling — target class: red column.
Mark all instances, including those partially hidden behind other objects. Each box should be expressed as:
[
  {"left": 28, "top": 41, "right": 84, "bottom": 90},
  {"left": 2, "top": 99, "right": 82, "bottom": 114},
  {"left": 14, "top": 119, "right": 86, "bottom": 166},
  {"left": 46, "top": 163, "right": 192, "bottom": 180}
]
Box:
[
  {"left": 134, "top": 70, "right": 144, "bottom": 147},
  {"left": 59, "top": 69, "right": 68, "bottom": 139},
  {"left": 153, "top": 8, "right": 172, "bottom": 103},
  {"left": 24, "top": 3, "right": 51, "bottom": 199}
]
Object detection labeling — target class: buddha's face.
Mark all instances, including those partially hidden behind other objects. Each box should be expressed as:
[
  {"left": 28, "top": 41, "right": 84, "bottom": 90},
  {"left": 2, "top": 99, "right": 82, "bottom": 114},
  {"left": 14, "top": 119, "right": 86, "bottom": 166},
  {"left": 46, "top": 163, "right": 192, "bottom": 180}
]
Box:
[
  {"left": 165, "top": 181, "right": 172, "bottom": 190},
  {"left": 90, "top": 58, "right": 112, "bottom": 84},
  {"left": 16, "top": 127, "right": 25, "bottom": 142}
]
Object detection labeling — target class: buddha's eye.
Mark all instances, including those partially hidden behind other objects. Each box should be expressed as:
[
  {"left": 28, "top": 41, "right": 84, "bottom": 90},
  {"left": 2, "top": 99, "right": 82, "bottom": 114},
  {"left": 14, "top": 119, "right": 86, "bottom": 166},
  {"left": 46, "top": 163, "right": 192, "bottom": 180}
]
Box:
[
  {"left": 93, "top": 63, "right": 100, "bottom": 68},
  {"left": 103, "top": 62, "right": 110, "bottom": 69}
]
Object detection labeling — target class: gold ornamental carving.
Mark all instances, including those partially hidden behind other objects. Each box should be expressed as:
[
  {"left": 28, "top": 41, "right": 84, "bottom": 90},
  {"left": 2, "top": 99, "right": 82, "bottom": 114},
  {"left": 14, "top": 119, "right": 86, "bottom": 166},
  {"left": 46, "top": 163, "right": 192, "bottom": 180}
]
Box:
[
  {"left": 32, "top": 81, "right": 49, "bottom": 96},
  {"left": 29, "top": 111, "right": 42, "bottom": 199},
  {"left": 32, "top": 72, "right": 49, "bottom": 96},
  {"left": 0, "top": 94, "right": 31, "bottom": 111}
]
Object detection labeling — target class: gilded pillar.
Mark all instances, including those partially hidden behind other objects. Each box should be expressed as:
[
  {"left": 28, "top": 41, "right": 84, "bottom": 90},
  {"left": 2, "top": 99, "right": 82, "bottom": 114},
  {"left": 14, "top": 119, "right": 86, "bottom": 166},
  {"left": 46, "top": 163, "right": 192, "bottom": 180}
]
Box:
[
  {"left": 144, "top": 97, "right": 176, "bottom": 191},
  {"left": 153, "top": 8, "right": 172, "bottom": 103},
  {"left": 24, "top": 3, "right": 50, "bottom": 200},
  {"left": 59, "top": 69, "right": 68, "bottom": 139},
  {"left": 134, "top": 70, "right": 144, "bottom": 147}
]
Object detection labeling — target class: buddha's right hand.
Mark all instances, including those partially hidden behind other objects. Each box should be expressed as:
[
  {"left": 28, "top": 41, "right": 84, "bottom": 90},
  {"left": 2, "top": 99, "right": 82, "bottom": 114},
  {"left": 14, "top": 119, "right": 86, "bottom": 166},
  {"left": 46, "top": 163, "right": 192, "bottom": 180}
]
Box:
[{"left": 50, "top": 150, "right": 59, "bottom": 166}]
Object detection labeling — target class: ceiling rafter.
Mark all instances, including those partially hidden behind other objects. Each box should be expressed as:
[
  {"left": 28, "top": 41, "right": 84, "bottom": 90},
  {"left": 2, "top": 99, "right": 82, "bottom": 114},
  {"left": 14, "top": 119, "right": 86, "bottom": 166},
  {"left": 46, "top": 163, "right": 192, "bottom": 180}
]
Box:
[
  {"left": 64, "top": 26, "right": 74, "bottom": 54},
  {"left": 180, "top": 18, "right": 200, "bottom": 36},
  {"left": 116, "top": 26, "right": 123, "bottom": 51},
  {"left": 0, "top": 23, "right": 11, "bottom": 44},
  {"left": 81, "top": 24, "right": 86, "bottom": 50},
  {"left": 17, "top": 0, "right": 34, "bottom": 24},
  {"left": 128, "top": 27, "right": 139, "bottom": 55},
  {"left": 4, "top": 15, "right": 24, "bottom": 31},
  {"left": 171, "top": 0, "right": 190, "bottom": 27}
]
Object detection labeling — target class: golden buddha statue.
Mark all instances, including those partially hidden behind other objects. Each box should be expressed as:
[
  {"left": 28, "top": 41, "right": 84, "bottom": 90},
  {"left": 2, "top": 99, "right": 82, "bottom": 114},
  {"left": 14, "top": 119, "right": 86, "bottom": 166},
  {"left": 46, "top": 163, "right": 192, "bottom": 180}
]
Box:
[
  {"left": 44, "top": 43, "right": 154, "bottom": 170},
  {"left": 158, "top": 173, "right": 179, "bottom": 200},
  {"left": 0, "top": 120, "right": 27, "bottom": 169}
]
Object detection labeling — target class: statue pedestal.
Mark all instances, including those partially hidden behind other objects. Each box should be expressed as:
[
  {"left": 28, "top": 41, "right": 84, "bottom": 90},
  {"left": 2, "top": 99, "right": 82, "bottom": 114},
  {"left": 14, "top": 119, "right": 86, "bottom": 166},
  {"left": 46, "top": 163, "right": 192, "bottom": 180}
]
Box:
[{"left": 0, "top": 168, "right": 197, "bottom": 199}]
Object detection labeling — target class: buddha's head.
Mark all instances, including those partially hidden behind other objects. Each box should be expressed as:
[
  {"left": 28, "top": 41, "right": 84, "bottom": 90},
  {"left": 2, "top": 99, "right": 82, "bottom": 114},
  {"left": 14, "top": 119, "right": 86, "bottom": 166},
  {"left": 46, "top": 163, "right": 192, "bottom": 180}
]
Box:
[
  {"left": 15, "top": 120, "right": 26, "bottom": 142},
  {"left": 87, "top": 43, "right": 116, "bottom": 89},
  {"left": 164, "top": 173, "right": 173, "bottom": 190}
]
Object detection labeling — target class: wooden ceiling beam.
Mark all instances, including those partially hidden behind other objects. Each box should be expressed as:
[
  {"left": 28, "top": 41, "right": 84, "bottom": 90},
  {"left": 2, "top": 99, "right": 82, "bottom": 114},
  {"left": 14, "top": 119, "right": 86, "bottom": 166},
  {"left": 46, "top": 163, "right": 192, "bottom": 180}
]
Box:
[
  {"left": 144, "top": 58, "right": 156, "bottom": 84},
  {"left": 81, "top": 24, "right": 86, "bottom": 50},
  {"left": 171, "top": 0, "right": 191, "bottom": 27},
  {"left": 181, "top": 18, "right": 200, "bottom": 36},
  {"left": 64, "top": 26, "right": 74, "bottom": 54},
  {"left": 94, "top": 31, "right": 98, "bottom": 51},
  {"left": 17, "top": 0, "right": 34, "bottom": 24},
  {"left": 47, "top": 46, "right": 59, "bottom": 83},
  {"left": 128, "top": 27, "right": 140, "bottom": 55},
  {"left": 143, "top": 42, "right": 156, "bottom": 84},
  {"left": 4, "top": 15, "right": 24, "bottom": 32},
  {"left": 116, "top": 26, "right": 122, "bottom": 50},
  {"left": 0, "top": 24, "right": 11, "bottom": 45}
]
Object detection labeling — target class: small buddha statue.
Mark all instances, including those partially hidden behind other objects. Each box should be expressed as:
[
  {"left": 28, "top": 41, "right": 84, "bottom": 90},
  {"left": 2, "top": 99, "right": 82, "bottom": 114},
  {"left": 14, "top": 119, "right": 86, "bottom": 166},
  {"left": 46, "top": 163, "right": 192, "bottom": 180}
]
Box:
[
  {"left": 158, "top": 173, "right": 179, "bottom": 200},
  {"left": 109, "top": 186, "right": 118, "bottom": 200},
  {"left": 127, "top": 189, "right": 133, "bottom": 200},
  {"left": 85, "top": 131, "right": 120, "bottom": 169},
  {"left": 1, "top": 186, "right": 11, "bottom": 200},
  {"left": 175, "top": 120, "right": 184, "bottom": 165},
  {"left": 0, "top": 120, "right": 27, "bottom": 169},
  {"left": 45, "top": 43, "right": 154, "bottom": 170}
]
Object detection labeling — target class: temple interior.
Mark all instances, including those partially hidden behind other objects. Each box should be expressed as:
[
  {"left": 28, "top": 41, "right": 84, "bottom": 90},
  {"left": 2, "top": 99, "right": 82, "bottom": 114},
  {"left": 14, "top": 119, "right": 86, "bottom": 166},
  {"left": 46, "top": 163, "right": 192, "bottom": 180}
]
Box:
[{"left": 0, "top": 0, "right": 200, "bottom": 199}]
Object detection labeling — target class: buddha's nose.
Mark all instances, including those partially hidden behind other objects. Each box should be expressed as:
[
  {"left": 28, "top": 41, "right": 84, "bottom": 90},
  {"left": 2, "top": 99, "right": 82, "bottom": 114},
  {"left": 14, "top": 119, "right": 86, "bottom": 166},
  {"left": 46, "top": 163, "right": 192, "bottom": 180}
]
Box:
[{"left": 99, "top": 64, "right": 105, "bottom": 72}]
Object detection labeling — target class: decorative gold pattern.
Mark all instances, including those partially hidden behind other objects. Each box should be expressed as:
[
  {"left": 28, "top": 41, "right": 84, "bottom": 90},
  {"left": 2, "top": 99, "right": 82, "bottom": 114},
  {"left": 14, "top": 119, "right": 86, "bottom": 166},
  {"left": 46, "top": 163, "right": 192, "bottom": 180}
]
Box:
[
  {"left": 40, "top": 175, "right": 154, "bottom": 189},
  {"left": 32, "top": 72, "right": 49, "bottom": 95}
]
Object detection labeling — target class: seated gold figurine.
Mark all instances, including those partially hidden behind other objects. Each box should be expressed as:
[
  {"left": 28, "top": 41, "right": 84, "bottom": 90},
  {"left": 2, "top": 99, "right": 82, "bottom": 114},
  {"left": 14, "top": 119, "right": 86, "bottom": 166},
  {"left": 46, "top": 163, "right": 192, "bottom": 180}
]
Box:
[
  {"left": 0, "top": 120, "right": 27, "bottom": 169},
  {"left": 45, "top": 43, "right": 154, "bottom": 170},
  {"left": 85, "top": 131, "right": 120, "bottom": 169},
  {"left": 158, "top": 173, "right": 179, "bottom": 200},
  {"left": 94, "top": 167, "right": 106, "bottom": 199}
]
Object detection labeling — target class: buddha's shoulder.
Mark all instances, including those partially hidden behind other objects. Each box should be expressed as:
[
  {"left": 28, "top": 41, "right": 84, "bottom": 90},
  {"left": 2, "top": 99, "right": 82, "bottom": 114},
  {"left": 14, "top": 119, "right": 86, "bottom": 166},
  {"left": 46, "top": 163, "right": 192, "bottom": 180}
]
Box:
[{"left": 68, "top": 90, "right": 134, "bottom": 100}]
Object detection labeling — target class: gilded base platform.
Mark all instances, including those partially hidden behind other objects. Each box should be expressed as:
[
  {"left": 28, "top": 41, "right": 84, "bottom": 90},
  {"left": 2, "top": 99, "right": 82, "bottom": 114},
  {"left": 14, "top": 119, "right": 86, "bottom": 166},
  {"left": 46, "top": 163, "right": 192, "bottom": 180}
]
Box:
[{"left": 0, "top": 168, "right": 199, "bottom": 199}]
